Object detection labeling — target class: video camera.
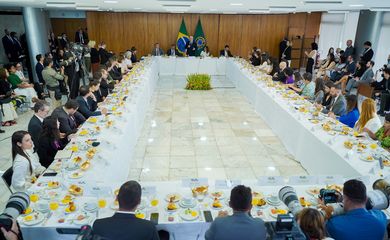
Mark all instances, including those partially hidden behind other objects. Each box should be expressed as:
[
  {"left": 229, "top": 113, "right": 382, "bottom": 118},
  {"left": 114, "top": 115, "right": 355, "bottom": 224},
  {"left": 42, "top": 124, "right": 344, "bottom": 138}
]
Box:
[{"left": 0, "top": 192, "right": 30, "bottom": 240}]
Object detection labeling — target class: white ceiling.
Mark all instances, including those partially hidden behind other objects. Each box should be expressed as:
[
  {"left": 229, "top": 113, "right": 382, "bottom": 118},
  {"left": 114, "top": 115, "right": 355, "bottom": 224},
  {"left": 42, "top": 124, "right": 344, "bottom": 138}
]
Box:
[{"left": 1, "top": 0, "right": 390, "bottom": 14}]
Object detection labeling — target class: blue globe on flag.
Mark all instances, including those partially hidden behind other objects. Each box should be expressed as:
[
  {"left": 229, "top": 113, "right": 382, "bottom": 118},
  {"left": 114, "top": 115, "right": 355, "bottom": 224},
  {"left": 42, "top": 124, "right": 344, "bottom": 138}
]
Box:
[
  {"left": 196, "top": 37, "right": 206, "bottom": 49},
  {"left": 177, "top": 36, "right": 189, "bottom": 54}
]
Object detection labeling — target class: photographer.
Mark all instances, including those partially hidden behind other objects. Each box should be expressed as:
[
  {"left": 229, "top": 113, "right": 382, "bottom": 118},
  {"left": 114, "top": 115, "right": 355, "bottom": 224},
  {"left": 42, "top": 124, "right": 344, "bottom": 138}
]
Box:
[
  {"left": 1, "top": 220, "right": 20, "bottom": 240},
  {"left": 326, "top": 179, "right": 387, "bottom": 240},
  {"left": 375, "top": 68, "right": 390, "bottom": 116}
]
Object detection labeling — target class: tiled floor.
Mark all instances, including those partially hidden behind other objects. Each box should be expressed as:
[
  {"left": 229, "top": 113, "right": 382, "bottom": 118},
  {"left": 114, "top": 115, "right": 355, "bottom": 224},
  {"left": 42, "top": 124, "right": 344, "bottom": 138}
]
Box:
[
  {"left": 129, "top": 76, "right": 307, "bottom": 182},
  {"left": 0, "top": 75, "right": 307, "bottom": 210}
]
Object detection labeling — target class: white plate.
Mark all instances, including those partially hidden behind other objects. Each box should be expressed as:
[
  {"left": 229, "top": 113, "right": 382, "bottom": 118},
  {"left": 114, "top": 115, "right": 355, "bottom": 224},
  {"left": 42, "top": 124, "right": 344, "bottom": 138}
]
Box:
[
  {"left": 359, "top": 154, "right": 376, "bottom": 162},
  {"left": 179, "top": 209, "right": 199, "bottom": 221},
  {"left": 83, "top": 203, "right": 98, "bottom": 212},
  {"left": 266, "top": 196, "right": 281, "bottom": 206},
  {"left": 20, "top": 212, "right": 45, "bottom": 226},
  {"left": 69, "top": 171, "right": 84, "bottom": 179},
  {"left": 210, "top": 191, "right": 225, "bottom": 200},
  {"left": 179, "top": 199, "right": 197, "bottom": 209}
]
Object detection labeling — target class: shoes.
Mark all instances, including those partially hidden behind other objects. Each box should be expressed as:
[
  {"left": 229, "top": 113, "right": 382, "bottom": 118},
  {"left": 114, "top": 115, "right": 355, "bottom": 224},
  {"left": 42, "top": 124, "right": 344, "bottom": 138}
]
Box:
[{"left": 0, "top": 129, "right": 5, "bottom": 133}]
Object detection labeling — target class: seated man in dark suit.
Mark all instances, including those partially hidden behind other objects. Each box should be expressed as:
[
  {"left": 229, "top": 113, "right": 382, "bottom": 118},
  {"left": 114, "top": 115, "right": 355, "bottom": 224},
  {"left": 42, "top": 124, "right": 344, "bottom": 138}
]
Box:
[
  {"left": 220, "top": 45, "right": 233, "bottom": 57},
  {"left": 107, "top": 57, "right": 122, "bottom": 81},
  {"left": 167, "top": 44, "right": 179, "bottom": 57},
  {"left": 93, "top": 181, "right": 169, "bottom": 240},
  {"left": 51, "top": 100, "right": 85, "bottom": 135},
  {"left": 28, "top": 100, "right": 50, "bottom": 151},
  {"left": 76, "top": 85, "right": 107, "bottom": 119},
  {"left": 205, "top": 185, "right": 266, "bottom": 240}
]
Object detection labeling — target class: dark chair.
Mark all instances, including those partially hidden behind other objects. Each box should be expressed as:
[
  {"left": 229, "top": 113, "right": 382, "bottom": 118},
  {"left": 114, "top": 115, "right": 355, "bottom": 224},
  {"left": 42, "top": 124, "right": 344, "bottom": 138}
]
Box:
[
  {"left": 357, "top": 83, "right": 374, "bottom": 98},
  {"left": 1, "top": 167, "right": 13, "bottom": 193}
]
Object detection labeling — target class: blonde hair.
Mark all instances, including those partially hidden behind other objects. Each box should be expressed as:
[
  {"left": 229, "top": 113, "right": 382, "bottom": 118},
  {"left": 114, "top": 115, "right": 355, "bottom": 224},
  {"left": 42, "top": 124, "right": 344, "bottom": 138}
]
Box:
[
  {"left": 355, "top": 98, "right": 376, "bottom": 132},
  {"left": 88, "top": 40, "right": 96, "bottom": 48}
]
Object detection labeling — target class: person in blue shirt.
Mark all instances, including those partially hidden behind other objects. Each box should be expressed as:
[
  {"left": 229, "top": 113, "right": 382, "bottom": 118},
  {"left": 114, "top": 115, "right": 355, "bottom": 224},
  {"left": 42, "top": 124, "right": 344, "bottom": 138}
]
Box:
[
  {"left": 329, "top": 94, "right": 359, "bottom": 128},
  {"left": 326, "top": 179, "right": 387, "bottom": 240}
]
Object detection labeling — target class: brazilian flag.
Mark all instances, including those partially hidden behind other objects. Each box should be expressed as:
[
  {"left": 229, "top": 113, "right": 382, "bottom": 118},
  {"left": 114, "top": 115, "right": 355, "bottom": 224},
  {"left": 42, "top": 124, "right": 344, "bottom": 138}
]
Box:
[
  {"left": 194, "top": 18, "right": 206, "bottom": 56},
  {"left": 176, "top": 19, "right": 189, "bottom": 56}
]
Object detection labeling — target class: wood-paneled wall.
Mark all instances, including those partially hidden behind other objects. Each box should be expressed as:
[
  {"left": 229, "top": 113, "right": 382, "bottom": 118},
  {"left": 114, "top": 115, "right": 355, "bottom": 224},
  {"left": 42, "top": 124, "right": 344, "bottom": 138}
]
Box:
[
  {"left": 50, "top": 18, "right": 87, "bottom": 41},
  {"left": 82, "top": 12, "right": 321, "bottom": 58}
]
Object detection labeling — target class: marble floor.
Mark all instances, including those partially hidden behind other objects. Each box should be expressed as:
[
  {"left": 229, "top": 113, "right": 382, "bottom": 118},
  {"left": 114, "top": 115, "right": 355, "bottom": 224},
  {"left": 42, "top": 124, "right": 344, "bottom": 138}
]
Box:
[
  {"left": 0, "top": 75, "right": 307, "bottom": 210},
  {"left": 129, "top": 75, "right": 307, "bottom": 182}
]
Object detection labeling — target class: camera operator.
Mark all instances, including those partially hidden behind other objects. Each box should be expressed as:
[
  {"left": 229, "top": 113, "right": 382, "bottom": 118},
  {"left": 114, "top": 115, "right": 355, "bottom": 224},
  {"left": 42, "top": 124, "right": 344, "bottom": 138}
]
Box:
[
  {"left": 1, "top": 220, "right": 20, "bottom": 240},
  {"left": 325, "top": 179, "right": 387, "bottom": 240},
  {"left": 374, "top": 68, "right": 390, "bottom": 116}
]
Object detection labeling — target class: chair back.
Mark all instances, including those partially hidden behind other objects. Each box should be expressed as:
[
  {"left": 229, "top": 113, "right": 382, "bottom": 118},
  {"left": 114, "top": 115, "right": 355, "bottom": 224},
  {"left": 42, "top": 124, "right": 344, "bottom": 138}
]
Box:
[
  {"left": 2, "top": 167, "right": 13, "bottom": 193},
  {"left": 357, "top": 83, "right": 374, "bottom": 98}
]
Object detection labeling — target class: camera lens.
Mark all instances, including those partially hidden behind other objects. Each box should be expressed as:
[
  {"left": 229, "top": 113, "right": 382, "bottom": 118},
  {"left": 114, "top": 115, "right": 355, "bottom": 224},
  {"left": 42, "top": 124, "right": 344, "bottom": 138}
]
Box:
[
  {"left": 3, "top": 192, "right": 30, "bottom": 219},
  {"left": 279, "top": 186, "right": 302, "bottom": 215},
  {"left": 366, "top": 190, "right": 389, "bottom": 210}
]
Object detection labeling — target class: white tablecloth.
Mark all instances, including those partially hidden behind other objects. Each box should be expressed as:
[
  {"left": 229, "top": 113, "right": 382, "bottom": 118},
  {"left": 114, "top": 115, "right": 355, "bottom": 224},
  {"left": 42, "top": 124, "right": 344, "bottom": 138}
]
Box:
[
  {"left": 227, "top": 59, "right": 389, "bottom": 178},
  {"left": 158, "top": 57, "right": 227, "bottom": 76},
  {"left": 20, "top": 57, "right": 390, "bottom": 240}
]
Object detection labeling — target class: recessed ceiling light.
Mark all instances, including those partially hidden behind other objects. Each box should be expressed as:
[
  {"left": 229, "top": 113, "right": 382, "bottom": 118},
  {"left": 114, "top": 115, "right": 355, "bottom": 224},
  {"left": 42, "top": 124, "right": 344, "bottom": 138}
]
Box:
[
  {"left": 134, "top": 7, "right": 142, "bottom": 10},
  {"left": 328, "top": 10, "right": 349, "bottom": 13},
  {"left": 267, "top": 166, "right": 276, "bottom": 171},
  {"left": 46, "top": 2, "right": 76, "bottom": 8},
  {"left": 200, "top": 136, "right": 207, "bottom": 141},
  {"left": 249, "top": 9, "right": 269, "bottom": 13},
  {"left": 349, "top": 4, "right": 364, "bottom": 7},
  {"left": 198, "top": 122, "right": 204, "bottom": 126},
  {"left": 76, "top": 6, "right": 100, "bottom": 10},
  {"left": 148, "top": 138, "right": 154, "bottom": 143},
  {"left": 230, "top": 3, "right": 243, "bottom": 6},
  {"left": 204, "top": 167, "right": 212, "bottom": 171},
  {"left": 104, "top": 0, "right": 118, "bottom": 3},
  {"left": 209, "top": 8, "right": 217, "bottom": 11}
]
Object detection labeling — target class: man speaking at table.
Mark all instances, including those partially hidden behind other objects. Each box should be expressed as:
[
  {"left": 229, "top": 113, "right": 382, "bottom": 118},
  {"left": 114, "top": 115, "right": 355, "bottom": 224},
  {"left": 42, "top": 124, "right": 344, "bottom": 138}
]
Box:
[{"left": 185, "top": 36, "right": 197, "bottom": 57}]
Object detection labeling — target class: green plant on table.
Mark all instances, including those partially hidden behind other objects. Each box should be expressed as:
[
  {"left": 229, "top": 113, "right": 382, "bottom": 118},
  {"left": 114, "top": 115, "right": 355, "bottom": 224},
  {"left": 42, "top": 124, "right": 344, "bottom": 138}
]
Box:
[{"left": 185, "top": 74, "right": 212, "bottom": 90}]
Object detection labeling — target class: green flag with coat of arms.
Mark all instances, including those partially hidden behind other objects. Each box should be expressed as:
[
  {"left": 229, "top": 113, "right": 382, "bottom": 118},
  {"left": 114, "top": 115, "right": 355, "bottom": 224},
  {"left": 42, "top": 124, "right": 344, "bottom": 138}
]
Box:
[{"left": 194, "top": 19, "right": 206, "bottom": 56}]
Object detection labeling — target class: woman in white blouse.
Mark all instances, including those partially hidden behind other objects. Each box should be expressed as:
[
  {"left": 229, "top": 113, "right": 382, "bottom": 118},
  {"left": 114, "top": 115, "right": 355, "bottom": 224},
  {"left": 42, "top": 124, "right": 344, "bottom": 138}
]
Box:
[
  {"left": 200, "top": 46, "right": 211, "bottom": 58},
  {"left": 355, "top": 98, "right": 382, "bottom": 134},
  {"left": 123, "top": 51, "right": 133, "bottom": 69},
  {"left": 11, "top": 131, "right": 45, "bottom": 192}
]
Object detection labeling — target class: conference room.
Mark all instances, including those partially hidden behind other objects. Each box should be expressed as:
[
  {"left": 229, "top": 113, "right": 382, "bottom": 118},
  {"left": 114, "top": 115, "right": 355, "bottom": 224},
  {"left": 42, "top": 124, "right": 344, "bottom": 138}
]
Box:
[{"left": 0, "top": 0, "right": 390, "bottom": 239}]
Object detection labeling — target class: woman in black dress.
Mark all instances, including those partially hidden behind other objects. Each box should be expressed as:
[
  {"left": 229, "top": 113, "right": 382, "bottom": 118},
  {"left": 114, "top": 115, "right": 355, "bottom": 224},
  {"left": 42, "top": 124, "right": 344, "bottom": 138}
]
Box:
[{"left": 305, "top": 42, "right": 318, "bottom": 74}]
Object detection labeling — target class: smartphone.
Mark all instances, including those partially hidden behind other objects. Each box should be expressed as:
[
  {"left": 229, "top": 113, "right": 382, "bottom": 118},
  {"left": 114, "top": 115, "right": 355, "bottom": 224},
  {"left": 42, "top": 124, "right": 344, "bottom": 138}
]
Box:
[
  {"left": 150, "top": 213, "right": 159, "bottom": 224},
  {"left": 42, "top": 172, "right": 58, "bottom": 177},
  {"left": 203, "top": 211, "right": 213, "bottom": 222}
]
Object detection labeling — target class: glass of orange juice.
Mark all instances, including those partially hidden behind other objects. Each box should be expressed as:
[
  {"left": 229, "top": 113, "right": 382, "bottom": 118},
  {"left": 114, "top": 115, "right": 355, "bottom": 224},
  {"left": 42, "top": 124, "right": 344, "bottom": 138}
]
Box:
[
  {"left": 49, "top": 202, "right": 59, "bottom": 211},
  {"left": 370, "top": 143, "right": 378, "bottom": 150},
  {"left": 98, "top": 198, "right": 107, "bottom": 208},
  {"left": 30, "top": 193, "right": 39, "bottom": 203}
]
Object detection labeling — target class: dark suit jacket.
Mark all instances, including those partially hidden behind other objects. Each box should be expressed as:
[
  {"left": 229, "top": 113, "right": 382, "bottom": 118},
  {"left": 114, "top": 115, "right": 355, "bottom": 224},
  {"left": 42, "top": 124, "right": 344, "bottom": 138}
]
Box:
[
  {"left": 185, "top": 42, "right": 197, "bottom": 56},
  {"left": 51, "top": 107, "right": 85, "bottom": 135},
  {"left": 167, "top": 48, "right": 179, "bottom": 56},
  {"left": 90, "top": 48, "right": 100, "bottom": 64},
  {"left": 109, "top": 66, "right": 122, "bottom": 81},
  {"left": 76, "top": 96, "right": 101, "bottom": 119},
  {"left": 59, "top": 38, "right": 68, "bottom": 49},
  {"left": 2, "top": 35, "right": 14, "bottom": 56},
  {"left": 93, "top": 213, "right": 159, "bottom": 240},
  {"left": 361, "top": 48, "right": 374, "bottom": 63},
  {"left": 99, "top": 48, "right": 113, "bottom": 65},
  {"left": 99, "top": 78, "right": 114, "bottom": 98},
  {"left": 35, "top": 63, "right": 45, "bottom": 84},
  {"left": 28, "top": 115, "right": 43, "bottom": 151},
  {"left": 279, "top": 40, "right": 287, "bottom": 59},
  {"left": 131, "top": 53, "right": 137, "bottom": 63},
  {"left": 37, "top": 134, "right": 66, "bottom": 168},
  {"left": 344, "top": 46, "right": 355, "bottom": 58},
  {"left": 220, "top": 50, "right": 233, "bottom": 57}
]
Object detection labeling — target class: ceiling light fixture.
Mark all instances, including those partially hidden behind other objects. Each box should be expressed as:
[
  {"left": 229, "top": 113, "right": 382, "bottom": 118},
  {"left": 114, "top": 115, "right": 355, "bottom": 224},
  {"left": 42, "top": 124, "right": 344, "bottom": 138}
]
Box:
[
  {"left": 104, "top": 0, "right": 118, "bottom": 3},
  {"left": 269, "top": 6, "right": 296, "bottom": 12},
  {"left": 349, "top": 4, "right": 364, "bottom": 7},
  {"left": 230, "top": 3, "right": 243, "bottom": 6},
  {"left": 370, "top": 7, "right": 390, "bottom": 12},
  {"left": 248, "top": 9, "right": 270, "bottom": 13},
  {"left": 327, "top": 10, "right": 349, "bottom": 13},
  {"left": 76, "top": 6, "right": 100, "bottom": 10},
  {"left": 46, "top": 2, "right": 76, "bottom": 8}
]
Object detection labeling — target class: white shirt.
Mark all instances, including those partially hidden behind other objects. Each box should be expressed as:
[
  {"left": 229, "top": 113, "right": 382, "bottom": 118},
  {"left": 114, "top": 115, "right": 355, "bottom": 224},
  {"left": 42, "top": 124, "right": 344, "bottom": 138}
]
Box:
[
  {"left": 116, "top": 211, "right": 136, "bottom": 214},
  {"left": 123, "top": 58, "right": 132, "bottom": 68},
  {"left": 364, "top": 115, "right": 382, "bottom": 133},
  {"left": 12, "top": 150, "right": 45, "bottom": 192},
  {"left": 200, "top": 51, "right": 210, "bottom": 58},
  {"left": 16, "top": 70, "right": 25, "bottom": 80}
]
